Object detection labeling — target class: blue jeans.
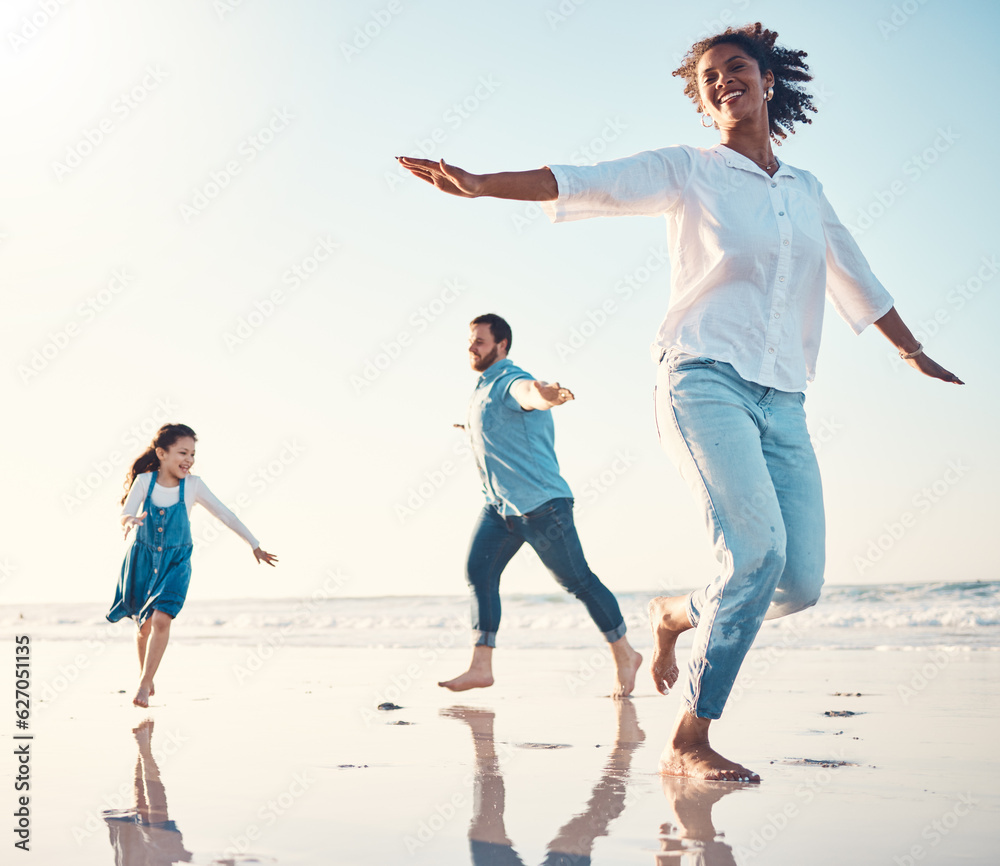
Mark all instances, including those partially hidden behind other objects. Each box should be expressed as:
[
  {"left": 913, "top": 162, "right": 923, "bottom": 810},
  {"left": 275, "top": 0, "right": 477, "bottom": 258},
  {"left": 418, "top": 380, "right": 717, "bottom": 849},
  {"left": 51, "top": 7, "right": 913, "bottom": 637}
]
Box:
[
  {"left": 655, "top": 355, "right": 825, "bottom": 719},
  {"left": 466, "top": 498, "right": 628, "bottom": 647}
]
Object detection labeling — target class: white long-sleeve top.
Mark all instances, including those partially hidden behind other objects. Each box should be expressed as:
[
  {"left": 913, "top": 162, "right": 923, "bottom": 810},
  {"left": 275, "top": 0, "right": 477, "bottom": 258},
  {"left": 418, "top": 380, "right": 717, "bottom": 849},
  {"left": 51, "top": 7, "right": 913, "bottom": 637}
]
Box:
[
  {"left": 121, "top": 472, "right": 259, "bottom": 548},
  {"left": 543, "top": 144, "right": 895, "bottom": 392}
]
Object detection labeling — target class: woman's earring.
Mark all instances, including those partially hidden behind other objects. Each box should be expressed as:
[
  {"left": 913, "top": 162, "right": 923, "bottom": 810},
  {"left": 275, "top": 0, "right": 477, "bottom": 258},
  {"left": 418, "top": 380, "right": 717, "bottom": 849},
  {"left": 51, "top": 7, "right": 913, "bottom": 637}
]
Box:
[
  {"left": 765, "top": 86, "right": 774, "bottom": 102},
  {"left": 701, "top": 113, "right": 715, "bottom": 128}
]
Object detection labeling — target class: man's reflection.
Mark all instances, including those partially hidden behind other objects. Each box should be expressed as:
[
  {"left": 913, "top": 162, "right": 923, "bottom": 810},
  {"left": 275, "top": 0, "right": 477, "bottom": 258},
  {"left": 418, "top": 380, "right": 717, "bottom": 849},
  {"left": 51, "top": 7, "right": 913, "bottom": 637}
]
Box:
[
  {"left": 102, "top": 718, "right": 193, "bottom": 866},
  {"left": 656, "top": 775, "right": 753, "bottom": 866},
  {"left": 443, "top": 700, "right": 645, "bottom": 866}
]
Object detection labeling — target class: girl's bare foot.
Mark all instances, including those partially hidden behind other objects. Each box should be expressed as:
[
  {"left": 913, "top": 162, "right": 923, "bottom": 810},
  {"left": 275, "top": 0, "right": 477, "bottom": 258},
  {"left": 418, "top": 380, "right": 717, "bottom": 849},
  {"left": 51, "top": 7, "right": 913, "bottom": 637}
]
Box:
[
  {"left": 648, "top": 596, "right": 693, "bottom": 694},
  {"left": 133, "top": 685, "right": 151, "bottom": 708}
]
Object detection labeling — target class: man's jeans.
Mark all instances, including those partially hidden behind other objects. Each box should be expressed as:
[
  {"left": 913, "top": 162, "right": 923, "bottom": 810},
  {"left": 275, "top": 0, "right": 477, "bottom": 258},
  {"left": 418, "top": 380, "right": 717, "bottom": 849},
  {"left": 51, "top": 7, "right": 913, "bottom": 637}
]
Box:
[
  {"left": 655, "top": 355, "right": 825, "bottom": 719},
  {"left": 466, "top": 498, "right": 627, "bottom": 647}
]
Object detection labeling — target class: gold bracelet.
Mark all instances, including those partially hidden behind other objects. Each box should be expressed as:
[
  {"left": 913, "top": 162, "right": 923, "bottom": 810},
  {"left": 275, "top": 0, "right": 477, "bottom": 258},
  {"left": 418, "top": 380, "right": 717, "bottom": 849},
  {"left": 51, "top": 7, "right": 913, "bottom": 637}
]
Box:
[{"left": 899, "top": 343, "right": 924, "bottom": 360}]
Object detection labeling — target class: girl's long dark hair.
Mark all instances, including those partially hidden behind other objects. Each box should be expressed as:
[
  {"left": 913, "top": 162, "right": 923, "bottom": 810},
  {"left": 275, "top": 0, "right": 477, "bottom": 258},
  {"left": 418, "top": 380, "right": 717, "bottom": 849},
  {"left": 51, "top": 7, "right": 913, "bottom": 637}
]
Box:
[{"left": 120, "top": 423, "right": 197, "bottom": 504}]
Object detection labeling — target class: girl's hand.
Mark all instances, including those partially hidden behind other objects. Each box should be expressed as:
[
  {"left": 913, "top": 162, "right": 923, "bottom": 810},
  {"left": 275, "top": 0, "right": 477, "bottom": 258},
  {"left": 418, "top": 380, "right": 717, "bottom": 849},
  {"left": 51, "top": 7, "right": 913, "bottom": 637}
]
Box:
[
  {"left": 123, "top": 511, "right": 147, "bottom": 538},
  {"left": 397, "top": 157, "right": 484, "bottom": 197},
  {"left": 253, "top": 547, "right": 278, "bottom": 567},
  {"left": 907, "top": 353, "right": 964, "bottom": 385}
]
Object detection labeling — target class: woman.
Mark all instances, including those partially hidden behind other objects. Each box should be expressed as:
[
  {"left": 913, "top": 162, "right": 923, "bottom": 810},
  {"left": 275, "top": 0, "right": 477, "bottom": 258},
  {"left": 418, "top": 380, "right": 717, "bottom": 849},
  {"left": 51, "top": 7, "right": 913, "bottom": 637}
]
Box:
[{"left": 399, "top": 23, "right": 962, "bottom": 782}]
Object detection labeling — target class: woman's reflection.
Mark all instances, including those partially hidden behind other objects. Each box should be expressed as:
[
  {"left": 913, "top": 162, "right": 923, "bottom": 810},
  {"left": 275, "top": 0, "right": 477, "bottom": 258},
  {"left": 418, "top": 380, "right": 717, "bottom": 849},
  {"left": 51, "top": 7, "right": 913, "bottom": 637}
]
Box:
[
  {"left": 656, "top": 775, "right": 754, "bottom": 866},
  {"left": 102, "top": 718, "right": 193, "bottom": 866},
  {"left": 442, "top": 699, "right": 645, "bottom": 866}
]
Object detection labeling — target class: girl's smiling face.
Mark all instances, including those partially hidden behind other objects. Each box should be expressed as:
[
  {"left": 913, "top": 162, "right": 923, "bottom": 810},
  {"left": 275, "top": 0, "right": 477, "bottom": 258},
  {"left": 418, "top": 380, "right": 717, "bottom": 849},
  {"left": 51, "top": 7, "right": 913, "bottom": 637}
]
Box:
[
  {"left": 155, "top": 436, "right": 196, "bottom": 485},
  {"left": 696, "top": 43, "right": 774, "bottom": 129}
]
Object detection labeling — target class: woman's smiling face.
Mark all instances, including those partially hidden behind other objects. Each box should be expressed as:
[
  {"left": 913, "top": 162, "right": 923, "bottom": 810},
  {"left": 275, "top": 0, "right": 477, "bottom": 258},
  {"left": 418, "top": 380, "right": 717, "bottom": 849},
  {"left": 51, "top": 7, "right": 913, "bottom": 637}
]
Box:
[{"left": 696, "top": 43, "right": 774, "bottom": 128}]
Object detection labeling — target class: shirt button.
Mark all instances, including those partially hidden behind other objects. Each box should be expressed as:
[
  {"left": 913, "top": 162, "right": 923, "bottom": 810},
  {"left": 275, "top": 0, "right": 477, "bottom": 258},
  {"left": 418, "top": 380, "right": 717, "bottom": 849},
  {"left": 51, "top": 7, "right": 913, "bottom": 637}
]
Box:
[
  {"left": 159, "top": 510, "right": 165, "bottom": 515},
  {"left": 779, "top": 276, "right": 785, "bottom": 282},
  {"left": 778, "top": 211, "right": 785, "bottom": 216},
  {"left": 158, "top": 527, "right": 163, "bottom": 532},
  {"left": 157, "top": 546, "right": 162, "bottom": 552},
  {"left": 154, "top": 569, "right": 158, "bottom": 574},
  {"left": 768, "top": 348, "right": 775, "bottom": 354},
  {"left": 771, "top": 182, "right": 777, "bottom": 188},
  {"left": 783, "top": 240, "right": 789, "bottom": 245},
  {"left": 774, "top": 312, "right": 781, "bottom": 319}
]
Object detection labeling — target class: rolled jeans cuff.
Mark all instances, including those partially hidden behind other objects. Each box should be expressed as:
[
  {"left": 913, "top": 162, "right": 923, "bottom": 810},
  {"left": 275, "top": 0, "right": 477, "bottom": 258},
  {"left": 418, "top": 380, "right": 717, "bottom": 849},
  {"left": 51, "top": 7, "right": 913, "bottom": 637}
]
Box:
[
  {"left": 474, "top": 630, "right": 497, "bottom": 648},
  {"left": 603, "top": 621, "right": 627, "bottom": 643}
]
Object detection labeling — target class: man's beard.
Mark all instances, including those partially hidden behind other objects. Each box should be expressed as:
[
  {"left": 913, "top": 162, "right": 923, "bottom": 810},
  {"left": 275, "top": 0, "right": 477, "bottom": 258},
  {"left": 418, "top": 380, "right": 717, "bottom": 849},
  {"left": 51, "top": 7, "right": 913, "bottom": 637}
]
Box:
[{"left": 471, "top": 346, "right": 499, "bottom": 371}]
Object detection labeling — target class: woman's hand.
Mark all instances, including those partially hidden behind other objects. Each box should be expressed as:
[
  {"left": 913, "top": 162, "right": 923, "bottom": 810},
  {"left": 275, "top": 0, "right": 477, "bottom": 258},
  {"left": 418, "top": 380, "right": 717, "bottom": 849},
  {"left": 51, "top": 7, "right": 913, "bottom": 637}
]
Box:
[
  {"left": 122, "top": 511, "right": 147, "bottom": 538},
  {"left": 253, "top": 547, "right": 279, "bottom": 567},
  {"left": 906, "top": 353, "right": 964, "bottom": 385},
  {"left": 397, "top": 157, "right": 484, "bottom": 197}
]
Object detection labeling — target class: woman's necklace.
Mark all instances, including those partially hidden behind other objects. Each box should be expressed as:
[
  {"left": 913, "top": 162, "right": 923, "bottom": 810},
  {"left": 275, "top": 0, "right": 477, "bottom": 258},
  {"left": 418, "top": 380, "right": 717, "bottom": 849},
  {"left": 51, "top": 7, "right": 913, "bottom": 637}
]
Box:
[{"left": 750, "top": 154, "right": 778, "bottom": 172}]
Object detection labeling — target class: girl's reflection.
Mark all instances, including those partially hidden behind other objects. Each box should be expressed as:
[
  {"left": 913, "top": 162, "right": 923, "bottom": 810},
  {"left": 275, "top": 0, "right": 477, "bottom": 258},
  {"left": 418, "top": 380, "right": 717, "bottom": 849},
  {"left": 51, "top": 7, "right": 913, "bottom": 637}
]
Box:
[
  {"left": 102, "top": 719, "right": 193, "bottom": 866},
  {"left": 443, "top": 700, "right": 645, "bottom": 866}
]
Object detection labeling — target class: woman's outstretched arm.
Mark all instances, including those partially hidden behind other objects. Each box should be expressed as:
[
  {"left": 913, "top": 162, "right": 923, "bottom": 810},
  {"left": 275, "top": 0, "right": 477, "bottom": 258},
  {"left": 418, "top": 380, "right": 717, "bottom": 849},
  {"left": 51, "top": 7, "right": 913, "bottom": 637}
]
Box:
[
  {"left": 397, "top": 157, "right": 557, "bottom": 200},
  {"left": 874, "top": 307, "right": 964, "bottom": 384}
]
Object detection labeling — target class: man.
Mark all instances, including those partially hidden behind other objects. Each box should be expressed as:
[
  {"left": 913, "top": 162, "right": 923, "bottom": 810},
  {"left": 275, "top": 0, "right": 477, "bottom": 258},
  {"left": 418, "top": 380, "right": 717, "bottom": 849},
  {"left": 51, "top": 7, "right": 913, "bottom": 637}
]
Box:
[{"left": 439, "top": 313, "right": 642, "bottom": 698}]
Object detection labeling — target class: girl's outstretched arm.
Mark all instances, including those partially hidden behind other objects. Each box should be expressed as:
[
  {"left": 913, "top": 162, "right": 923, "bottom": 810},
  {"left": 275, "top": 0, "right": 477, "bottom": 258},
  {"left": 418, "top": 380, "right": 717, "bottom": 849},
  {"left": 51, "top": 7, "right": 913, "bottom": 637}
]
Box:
[
  {"left": 192, "top": 477, "right": 260, "bottom": 548},
  {"left": 253, "top": 547, "right": 278, "bottom": 567},
  {"left": 873, "top": 307, "right": 964, "bottom": 384},
  {"left": 122, "top": 511, "right": 147, "bottom": 539},
  {"left": 397, "top": 157, "right": 557, "bottom": 201}
]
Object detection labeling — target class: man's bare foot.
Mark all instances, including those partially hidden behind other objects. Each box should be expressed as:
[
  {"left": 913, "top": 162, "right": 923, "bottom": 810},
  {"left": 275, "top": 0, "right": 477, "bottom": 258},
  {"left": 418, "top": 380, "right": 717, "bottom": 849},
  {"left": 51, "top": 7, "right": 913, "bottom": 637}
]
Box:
[
  {"left": 610, "top": 639, "right": 643, "bottom": 698},
  {"left": 659, "top": 741, "right": 759, "bottom": 783},
  {"left": 660, "top": 711, "right": 760, "bottom": 783},
  {"left": 440, "top": 645, "right": 494, "bottom": 692},
  {"left": 438, "top": 669, "right": 494, "bottom": 692},
  {"left": 648, "top": 596, "right": 693, "bottom": 694},
  {"left": 133, "top": 685, "right": 151, "bottom": 708}
]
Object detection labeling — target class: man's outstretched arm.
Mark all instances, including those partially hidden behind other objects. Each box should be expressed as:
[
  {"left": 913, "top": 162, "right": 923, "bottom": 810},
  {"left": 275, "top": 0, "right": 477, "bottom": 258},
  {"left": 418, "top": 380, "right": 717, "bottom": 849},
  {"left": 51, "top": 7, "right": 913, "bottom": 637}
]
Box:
[{"left": 510, "top": 379, "right": 575, "bottom": 411}]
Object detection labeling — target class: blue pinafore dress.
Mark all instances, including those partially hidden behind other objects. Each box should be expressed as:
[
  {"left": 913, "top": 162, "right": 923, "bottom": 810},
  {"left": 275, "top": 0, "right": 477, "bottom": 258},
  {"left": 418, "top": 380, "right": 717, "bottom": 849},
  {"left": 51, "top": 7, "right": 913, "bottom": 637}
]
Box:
[{"left": 107, "top": 472, "right": 193, "bottom": 625}]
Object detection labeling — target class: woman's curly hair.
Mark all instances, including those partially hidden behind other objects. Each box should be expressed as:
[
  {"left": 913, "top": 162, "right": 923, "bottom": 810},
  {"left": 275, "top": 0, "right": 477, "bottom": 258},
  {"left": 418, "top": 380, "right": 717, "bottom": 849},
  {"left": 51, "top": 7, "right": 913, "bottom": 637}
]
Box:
[{"left": 672, "top": 22, "right": 816, "bottom": 144}]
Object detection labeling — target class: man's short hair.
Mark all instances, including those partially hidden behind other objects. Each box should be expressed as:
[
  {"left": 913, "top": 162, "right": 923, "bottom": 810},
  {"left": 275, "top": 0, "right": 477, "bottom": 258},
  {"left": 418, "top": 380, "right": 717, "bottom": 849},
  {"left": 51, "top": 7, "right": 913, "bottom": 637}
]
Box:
[{"left": 470, "top": 313, "right": 512, "bottom": 352}]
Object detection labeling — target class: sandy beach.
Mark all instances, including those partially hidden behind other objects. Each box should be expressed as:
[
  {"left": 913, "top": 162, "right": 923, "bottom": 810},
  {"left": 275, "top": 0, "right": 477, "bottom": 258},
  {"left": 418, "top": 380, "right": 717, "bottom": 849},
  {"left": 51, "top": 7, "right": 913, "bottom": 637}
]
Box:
[{"left": 6, "top": 630, "right": 997, "bottom": 865}]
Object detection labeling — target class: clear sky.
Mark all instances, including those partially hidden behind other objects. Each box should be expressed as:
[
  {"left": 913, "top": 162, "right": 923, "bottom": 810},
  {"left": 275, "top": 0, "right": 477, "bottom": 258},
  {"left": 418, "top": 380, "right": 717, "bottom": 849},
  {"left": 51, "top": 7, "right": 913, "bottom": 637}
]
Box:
[{"left": 2, "top": 0, "right": 997, "bottom": 606}]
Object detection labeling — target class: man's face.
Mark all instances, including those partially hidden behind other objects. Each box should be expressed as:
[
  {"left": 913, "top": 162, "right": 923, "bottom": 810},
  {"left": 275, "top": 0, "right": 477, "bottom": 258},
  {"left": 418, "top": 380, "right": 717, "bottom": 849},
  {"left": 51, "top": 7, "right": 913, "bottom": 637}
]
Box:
[{"left": 469, "top": 323, "right": 505, "bottom": 372}]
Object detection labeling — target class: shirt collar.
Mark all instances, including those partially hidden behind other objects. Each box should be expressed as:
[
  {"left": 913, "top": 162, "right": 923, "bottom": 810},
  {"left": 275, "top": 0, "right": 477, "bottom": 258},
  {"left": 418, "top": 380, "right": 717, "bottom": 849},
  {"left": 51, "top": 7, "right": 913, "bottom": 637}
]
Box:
[
  {"left": 715, "top": 144, "right": 797, "bottom": 179},
  {"left": 477, "top": 357, "right": 514, "bottom": 386}
]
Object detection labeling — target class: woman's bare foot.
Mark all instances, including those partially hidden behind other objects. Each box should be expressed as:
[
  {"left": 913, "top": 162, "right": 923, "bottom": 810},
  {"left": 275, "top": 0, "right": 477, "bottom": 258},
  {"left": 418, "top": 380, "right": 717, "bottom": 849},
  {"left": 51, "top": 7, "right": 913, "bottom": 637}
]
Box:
[
  {"left": 610, "top": 637, "right": 643, "bottom": 698},
  {"left": 659, "top": 711, "right": 760, "bottom": 783},
  {"left": 439, "top": 645, "right": 494, "bottom": 692},
  {"left": 648, "top": 596, "right": 693, "bottom": 694},
  {"left": 133, "top": 685, "right": 151, "bottom": 708},
  {"left": 659, "top": 742, "right": 759, "bottom": 783}
]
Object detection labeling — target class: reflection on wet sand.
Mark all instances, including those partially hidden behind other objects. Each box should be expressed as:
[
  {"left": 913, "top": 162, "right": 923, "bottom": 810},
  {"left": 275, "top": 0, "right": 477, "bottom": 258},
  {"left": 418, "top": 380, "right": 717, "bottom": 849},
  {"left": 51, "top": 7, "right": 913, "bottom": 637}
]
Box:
[
  {"left": 656, "top": 775, "right": 754, "bottom": 866},
  {"left": 102, "top": 718, "right": 193, "bottom": 866},
  {"left": 443, "top": 700, "right": 645, "bottom": 866}
]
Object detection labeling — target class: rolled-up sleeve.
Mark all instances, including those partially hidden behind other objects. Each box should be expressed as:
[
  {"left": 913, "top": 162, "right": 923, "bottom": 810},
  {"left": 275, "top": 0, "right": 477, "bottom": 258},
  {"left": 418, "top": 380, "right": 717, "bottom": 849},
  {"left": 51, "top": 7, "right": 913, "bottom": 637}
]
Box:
[
  {"left": 820, "top": 190, "right": 895, "bottom": 334},
  {"left": 542, "top": 147, "right": 693, "bottom": 223}
]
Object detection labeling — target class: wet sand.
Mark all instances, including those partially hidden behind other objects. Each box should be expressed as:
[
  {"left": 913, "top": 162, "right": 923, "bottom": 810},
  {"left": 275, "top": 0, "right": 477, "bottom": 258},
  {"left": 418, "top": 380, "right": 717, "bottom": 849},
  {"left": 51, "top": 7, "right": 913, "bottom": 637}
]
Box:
[{"left": 11, "top": 639, "right": 1000, "bottom": 864}]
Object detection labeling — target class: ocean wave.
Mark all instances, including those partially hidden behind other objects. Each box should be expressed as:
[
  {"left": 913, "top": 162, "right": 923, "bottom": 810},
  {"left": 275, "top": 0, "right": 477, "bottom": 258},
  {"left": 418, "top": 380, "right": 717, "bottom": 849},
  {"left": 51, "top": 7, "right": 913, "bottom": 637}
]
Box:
[{"left": 3, "top": 581, "right": 998, "bottom": 650}]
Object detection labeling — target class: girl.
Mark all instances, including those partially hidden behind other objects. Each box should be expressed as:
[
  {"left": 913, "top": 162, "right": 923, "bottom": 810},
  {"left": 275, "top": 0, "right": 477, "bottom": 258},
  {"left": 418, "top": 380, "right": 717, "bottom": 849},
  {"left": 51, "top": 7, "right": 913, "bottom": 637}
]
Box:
[{"left": 108, "top": 423, "right": 277, "bottom": 707}]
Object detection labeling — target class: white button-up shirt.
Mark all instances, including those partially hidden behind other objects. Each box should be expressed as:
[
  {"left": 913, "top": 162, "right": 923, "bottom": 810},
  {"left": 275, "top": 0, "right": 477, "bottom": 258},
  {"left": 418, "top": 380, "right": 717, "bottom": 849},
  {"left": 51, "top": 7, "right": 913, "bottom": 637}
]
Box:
[{"left": 543, "top": 144, "right": 894, "bottom": 392}]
